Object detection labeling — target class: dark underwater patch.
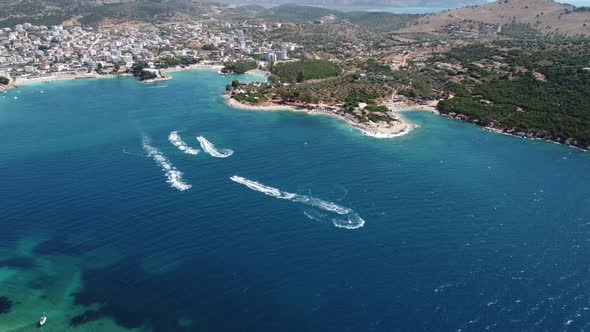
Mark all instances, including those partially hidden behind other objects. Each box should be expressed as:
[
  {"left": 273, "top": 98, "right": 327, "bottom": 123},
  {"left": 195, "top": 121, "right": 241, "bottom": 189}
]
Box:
[
  {"left": 33, "top": 237, "right": 89, "bottom": 256},
  {"left": 0, "top": 296, "right": 13, "bottom": 314},
  {"left": 70, "top": 310, "right": 104, "bottom": 327},
  {"left": 28, "top": 275, "right": 57, "bottom": 290},
  {"left": 0, "top": 257, "right": 35, "bottom": 269},
  {"left": 72, "top": 255, "right": 291, "bottom": 332}
]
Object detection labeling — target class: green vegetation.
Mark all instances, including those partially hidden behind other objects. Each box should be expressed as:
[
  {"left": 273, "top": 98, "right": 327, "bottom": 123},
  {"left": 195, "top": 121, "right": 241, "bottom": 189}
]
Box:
[
  {"left": 500, "top": 23, "right": 540, "bottom": 39},
  {"left": 0, "top": 0, "right": 213, "bottom": 27},
  {"left": 271, "top": 60, "right": 339, "bottom": 82},
  {"left": 0, "top": 76, "right": 9, "bottom": 85},
  {"left": 343, "top": 90, "right": 381, "bottom": 112},
  {"left": 130, "top": 62, "right": 158, "bottom": 81},
  {"left": 256, "top": 4, "right": 421, "bottom": 32},
  {"left": 201, "top": 44, "right": 217, "bottom": 51},
  {"left": 222, "top": 61, "right": 258, "bottom": 74},
  {"left": 437, "top": 43, "right": 590, "bottom": 149},
  {"left": 260, "top": 19, "right": 382, "bottom": 57},
  {"left": 258, "top": 5, "right": 338, "bottom": 21},
  {"left": 155, "top": 57, "right": 199, "bottom": 69},
  {"left": 341, "top": 12, "right": 420, "bottom": 32},
  {"left": 0, "top": 15, "right": 68, "bottom": 28}
]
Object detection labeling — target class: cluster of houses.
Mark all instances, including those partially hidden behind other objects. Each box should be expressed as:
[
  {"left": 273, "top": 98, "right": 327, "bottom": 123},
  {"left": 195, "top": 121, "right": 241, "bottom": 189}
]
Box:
[{"left": 0, "top": 20, "right": 301, "bottom": 81}]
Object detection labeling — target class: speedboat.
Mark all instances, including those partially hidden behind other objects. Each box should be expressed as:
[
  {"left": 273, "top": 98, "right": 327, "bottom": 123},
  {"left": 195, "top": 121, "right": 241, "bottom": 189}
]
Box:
[{"left": 39, "top": 312, "right": 47, "bottom": 326}]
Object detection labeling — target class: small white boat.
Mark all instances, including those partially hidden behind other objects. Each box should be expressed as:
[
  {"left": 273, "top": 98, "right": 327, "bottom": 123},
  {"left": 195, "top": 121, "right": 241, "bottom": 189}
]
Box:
[{"left": 39, "top": 312, "right": 47, "bottom": 326}]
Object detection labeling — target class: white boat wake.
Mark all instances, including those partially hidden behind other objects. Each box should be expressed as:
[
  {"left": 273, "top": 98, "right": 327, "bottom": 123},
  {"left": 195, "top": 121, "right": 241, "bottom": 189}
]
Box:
[
  {"left": 197, "top": 136, "right": 234, "bottom": 158},
  {"left": 230, "top": 176, "right": 365, "bottom": 229},
  {"left": 168, "top": 131, "right": 200, "bottom": 155},
  {"left": 143, "top": 136, "right": 191, "bottom": 191}
]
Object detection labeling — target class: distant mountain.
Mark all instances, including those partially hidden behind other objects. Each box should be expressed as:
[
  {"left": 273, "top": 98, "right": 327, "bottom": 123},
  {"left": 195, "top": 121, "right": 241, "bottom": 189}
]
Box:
[
  {"left": 399, "top": 0, "right": 590, "bottom": 37},
  {"left": 222, "top": 0, "right": 487, "bottom": 8},
  {"left": 255, "top": 4, "right": 420, "bottom": 32},
  {"left": 0, "top": 0, "right": 216, "bottom": 27}
]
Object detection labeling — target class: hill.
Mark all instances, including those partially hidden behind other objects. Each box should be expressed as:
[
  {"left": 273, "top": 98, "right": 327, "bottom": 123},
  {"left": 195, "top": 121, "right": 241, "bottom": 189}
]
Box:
[
  {"left": 341, "top": 11, "right": 420, "bottom": 32},
  {"left": 257, "top": 4, "right": 339, "bottom": 21},
  {"left": 256, "top": 4, "right": 419, "bottom": 30},
  {"left": 221, "top": 0, "right": 486, "bottom": 8},
  {"left": 399, "top": 0, "right": 590, "bottom": 37},
  {"left": 0, "top": 0, "right": 215, "bottom": 27}
]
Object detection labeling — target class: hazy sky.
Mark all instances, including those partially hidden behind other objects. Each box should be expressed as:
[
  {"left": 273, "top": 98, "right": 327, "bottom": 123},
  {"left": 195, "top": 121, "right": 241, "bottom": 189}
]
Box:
[
  {"left": 485, "top": 0, "right": 590, "bottom": 4},
  {"left": 559, "top": 0, "right": 590, "bottom": 4},
  {"left": 555, "top": 0, "right": 589, "bottom": 4}
]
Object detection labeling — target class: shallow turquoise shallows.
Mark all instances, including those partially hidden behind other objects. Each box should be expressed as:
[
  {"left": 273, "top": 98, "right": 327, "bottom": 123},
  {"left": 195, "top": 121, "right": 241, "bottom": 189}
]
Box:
[{"left": 1, "top": 70, "right": 590, "bottom": 332}]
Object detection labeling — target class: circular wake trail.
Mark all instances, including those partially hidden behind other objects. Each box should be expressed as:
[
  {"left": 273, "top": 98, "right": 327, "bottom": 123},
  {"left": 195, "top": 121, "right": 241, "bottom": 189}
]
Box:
[{"left": 197, "top": 136, "right": 234, "bottom": 158}]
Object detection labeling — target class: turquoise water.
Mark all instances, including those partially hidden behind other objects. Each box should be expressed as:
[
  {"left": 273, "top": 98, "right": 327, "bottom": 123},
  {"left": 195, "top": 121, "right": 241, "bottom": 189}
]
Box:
[{"left": 1, "top": 71, "right": 590, "bottom": 331}]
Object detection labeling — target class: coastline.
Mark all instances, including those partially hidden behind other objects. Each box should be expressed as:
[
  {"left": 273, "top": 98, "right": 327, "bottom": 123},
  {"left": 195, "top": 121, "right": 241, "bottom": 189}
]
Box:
[
  {"left": 160, "top": 63, "right": 224, "bottom": 74},
  {"left": 4, "top": 68, "right": 585, "bottom": 151},
  {"left": 224, "top": 94, "right": 418, "bottom": 139},
  {"left": 482, "top": 126, "right": 588, "bottom": 152},
  {"left": 1, "top": 72, "right": 125, "bottom": 92},
  {"left": 0, "top": 63, "right": 225, "bottom": 92}
]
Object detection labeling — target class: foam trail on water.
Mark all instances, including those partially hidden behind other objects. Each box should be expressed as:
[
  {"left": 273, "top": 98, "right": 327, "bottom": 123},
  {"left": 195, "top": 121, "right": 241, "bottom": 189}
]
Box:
[
  {"left": 143, "top": 136, "right": 191, "bottom": 191},
  {"left": 168, "top": 131, "right": 200, "bottom": 155},
  {"left": 230, "top": 176, "right": 365, "bottom": 229},
  {"left": 197, "top": 136, "right": 234, "bottom": 158}
]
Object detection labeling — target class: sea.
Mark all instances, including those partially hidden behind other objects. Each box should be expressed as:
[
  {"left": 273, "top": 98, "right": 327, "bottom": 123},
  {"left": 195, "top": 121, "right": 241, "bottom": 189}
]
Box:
[{"left": 1, "top": 70, "right": 590, "bottom": 332}]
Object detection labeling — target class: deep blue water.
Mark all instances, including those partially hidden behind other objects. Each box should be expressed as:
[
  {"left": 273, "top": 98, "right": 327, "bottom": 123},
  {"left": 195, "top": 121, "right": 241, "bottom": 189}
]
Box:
[{"left": 1, "top": 71, "right": 590, "bottom": 331}]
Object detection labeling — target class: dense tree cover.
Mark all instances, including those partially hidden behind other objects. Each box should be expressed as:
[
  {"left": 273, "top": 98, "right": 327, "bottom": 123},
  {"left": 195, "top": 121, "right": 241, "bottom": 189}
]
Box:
[
  {"left": 0, "top": 0, "right": 212, "bottom": 27},
  {"left": 500, "top": 23, "right": 540, "bottom": 39},
  {"left": 258, "top": 5, "right": 337, "bottom": 21},
  {"left": 446, "top": 44, "right": 501, "bottom": 63},
  {"left": 343, "top": 90, "right": 381, "bottom": 112},
  {"left": 77, "top": 1, "right": 210, "bottom": 26},
  {"left": 222, "top": 61, "right": 258, "bottom": 74},
  {"left": 437, "top": 45, "right": 590, "bottom": 149},
  {"left": 0, "top": 76, "right": 9, "bottom": 85},
  {"left": 201, "top": 44, "right": 217, "bottom": 51},
  {"left": 256, "top": 4, "right": 420, "bottom": 33},
  {"left": 260, "top": 20, "right": 382, "bottom": 57},
  {"left": 155, "top": 57, "right": 199, "bottom": 69},
  {"left": 130, "top": 62, "right": 158, "bottom": 81},
  {"left": 271, "top": 60, "right": 339, "bottom": 82},
  {"left": 341, "top": 12, "right": 420, "bottom": 33},
  {"left": 234, "top": 91, "right": 267, "bottom": 104}
]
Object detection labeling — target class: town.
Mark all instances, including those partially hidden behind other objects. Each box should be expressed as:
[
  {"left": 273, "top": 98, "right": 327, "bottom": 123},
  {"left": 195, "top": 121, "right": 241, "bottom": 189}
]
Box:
[{"left": 0, "top": 20, "right": 302, "bottom": 88}]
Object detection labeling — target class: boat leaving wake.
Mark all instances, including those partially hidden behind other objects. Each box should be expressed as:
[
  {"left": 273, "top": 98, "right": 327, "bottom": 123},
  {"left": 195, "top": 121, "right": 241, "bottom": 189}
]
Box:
[
  {"left": 169, "top": 131, "right": 200, "bottom": 155},
  {"left": 197, "top": 136, "right": 234, "bottom": 158},
  {"left": 143, "top": 137, "right": 191, "bottom": 191},
  {"left": 230, "top": 176, "right": 365, "bottom": 229}
]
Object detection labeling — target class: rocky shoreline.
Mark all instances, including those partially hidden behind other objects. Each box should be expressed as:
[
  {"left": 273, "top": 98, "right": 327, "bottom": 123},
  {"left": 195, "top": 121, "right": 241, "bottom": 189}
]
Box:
[
  {"left": 140, "top": 76, "right": 172, "bottom": 84},
  {"left": 440, "top": 112, "right": 589, "bottom": 152},
  {"left": 224, "top": 94, "right": 417, "bottom": 138}
]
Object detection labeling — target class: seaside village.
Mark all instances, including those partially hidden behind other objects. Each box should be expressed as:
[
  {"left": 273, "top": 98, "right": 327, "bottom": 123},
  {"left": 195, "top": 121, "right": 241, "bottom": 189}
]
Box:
[{"left": 0, "top": 20, "right": 299, "bottom": 89}]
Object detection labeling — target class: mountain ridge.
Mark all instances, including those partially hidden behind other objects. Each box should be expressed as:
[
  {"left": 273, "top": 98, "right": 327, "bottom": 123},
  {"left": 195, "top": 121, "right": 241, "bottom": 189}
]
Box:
[{"left": 399, "top": 0, "right": 590, "bottom": 37}]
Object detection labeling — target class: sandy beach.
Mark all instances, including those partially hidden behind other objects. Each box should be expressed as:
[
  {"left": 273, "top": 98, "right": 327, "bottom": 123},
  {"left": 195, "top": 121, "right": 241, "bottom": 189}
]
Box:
[
  {"left": 245, "top": 69, "right": 271, "bottom": 77},
  {"left": 225, "top": 94, "right": 417, "bottom": 138},
  {"left": 160, "top": 63, "right": 224, "bottom": 74},
  {"left": 0, "top": 72, "right": 127, "bottom": 93},
  {"left": 0, "top": 64, "right": 226, "bottom": 92}
]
